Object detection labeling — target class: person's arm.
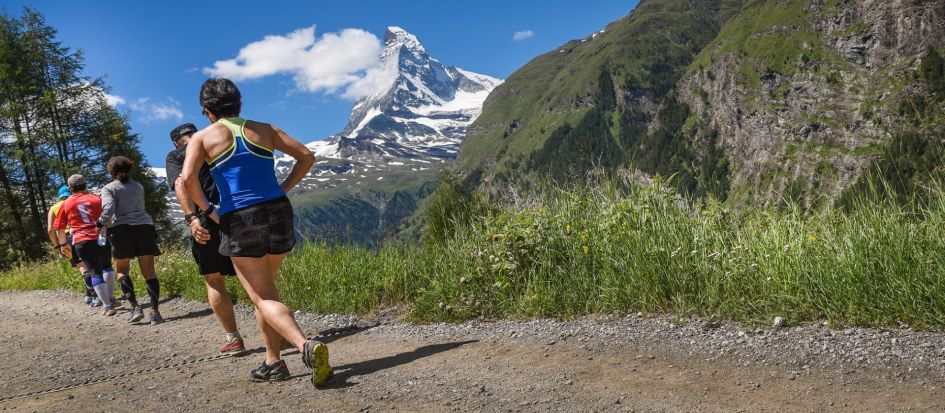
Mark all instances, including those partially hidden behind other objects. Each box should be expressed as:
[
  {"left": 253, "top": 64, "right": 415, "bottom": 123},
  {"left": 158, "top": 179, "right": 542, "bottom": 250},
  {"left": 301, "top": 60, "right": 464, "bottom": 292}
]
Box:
[
  {"left": 175, "top": 177, "right": 210, "bottom": 243},
  {"left": 166, "top": 149, "right": 209, "bottom": 242},
  {"left": 182, "top": 132, "right": 216, "bottom": 223},
  {"left": 270, "top": 124, "right": 315, "bottom": 193},
  {"left": 98, "top": 185, "right": 115, "bottom": 227},
  {"left": 47, "top": 208, "right": 59, "bottom": 246},
  {"left": 52, "top": 203, "right": 70, "bottom": 256}
]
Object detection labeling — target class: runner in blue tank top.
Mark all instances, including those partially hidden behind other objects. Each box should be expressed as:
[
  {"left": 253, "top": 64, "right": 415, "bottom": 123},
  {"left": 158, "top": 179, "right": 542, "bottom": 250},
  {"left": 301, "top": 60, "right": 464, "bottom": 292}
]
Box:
[{"left": 180, "top": 78, "right": 332, "bottom": 387}]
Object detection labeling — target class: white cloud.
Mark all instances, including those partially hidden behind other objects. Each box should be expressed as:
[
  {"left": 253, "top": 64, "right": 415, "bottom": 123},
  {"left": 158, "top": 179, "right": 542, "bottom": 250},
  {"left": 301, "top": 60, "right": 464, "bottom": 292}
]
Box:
[
  {"left": 129, "top": 97, "right": 184, "bottom": 123},
  {"left": 104, "top": 93, "right": 125, "bottom": 107},
  {"left": 203, "top": 26, "right": 383, "bottom": 99},
  {"left": 342, "top": 58, "right": 398, "bottom": 99},
  {"left": 513, "top": 30, "right": 535, "bottom": 41}
]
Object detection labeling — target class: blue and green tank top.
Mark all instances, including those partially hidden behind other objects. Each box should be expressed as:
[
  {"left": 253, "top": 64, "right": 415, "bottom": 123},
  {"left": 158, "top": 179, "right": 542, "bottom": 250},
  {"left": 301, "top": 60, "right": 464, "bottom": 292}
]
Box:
[{"left": 207, "top": 117, "right": 284, "bottom": 214}]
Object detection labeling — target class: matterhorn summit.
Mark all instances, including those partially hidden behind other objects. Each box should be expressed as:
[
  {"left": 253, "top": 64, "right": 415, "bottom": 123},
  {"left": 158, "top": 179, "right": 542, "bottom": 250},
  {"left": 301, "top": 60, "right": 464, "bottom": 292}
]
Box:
[{"left": 280, "top": 26, "right": 502, "bottom": 182}]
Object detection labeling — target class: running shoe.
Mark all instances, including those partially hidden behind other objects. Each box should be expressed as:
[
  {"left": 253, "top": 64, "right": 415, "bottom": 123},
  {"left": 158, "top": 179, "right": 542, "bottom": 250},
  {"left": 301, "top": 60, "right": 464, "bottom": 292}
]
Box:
[
  {"left": 128, "top": 306, "right": 144, "bottom": 323},
  {"left": 84, "top": 295, "right": 93, "bottom": 305},
  {"left": 219, "top": 337, "right": 249, "bottom": 357},
  {"left": 302, "top": 340, "right": 333, "bottom": 388},
  {"left": 103, "top": 305, "right": 117, "bottom": 316},
  {"left": 249, "top": 360, "right": 290, "bottom": 383},
  {"left": 90, "top": 297, "right": 102, "bottom": 307},
  {"left": 149, "top": 312, "right": 164, "bottom": 325}
]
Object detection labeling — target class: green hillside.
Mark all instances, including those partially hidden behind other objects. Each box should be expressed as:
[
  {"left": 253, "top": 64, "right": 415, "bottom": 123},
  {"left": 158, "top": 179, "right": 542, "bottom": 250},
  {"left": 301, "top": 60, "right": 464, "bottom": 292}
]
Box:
[
  {"left": 458, "top": 0, "right": 744, "bottom": 191},
  {"left": 458, "top": 0, "right": 945, "bottom": 207}
]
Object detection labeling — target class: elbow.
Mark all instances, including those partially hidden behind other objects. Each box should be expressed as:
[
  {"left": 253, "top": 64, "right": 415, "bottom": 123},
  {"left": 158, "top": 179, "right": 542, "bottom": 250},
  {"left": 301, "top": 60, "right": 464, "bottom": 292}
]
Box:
[
  {"left": 300, "top": 149, "right": 316, "bottom": 168},
  {"left": 179, "top": 172, "right": 195, "bottom": 188}
]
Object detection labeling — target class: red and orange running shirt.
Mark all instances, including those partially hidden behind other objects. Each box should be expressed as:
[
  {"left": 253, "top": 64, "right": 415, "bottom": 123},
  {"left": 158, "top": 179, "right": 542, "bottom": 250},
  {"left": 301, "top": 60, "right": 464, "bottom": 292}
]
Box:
[{"left": 54, "top": 192, "right": 102, "bottom": 244}]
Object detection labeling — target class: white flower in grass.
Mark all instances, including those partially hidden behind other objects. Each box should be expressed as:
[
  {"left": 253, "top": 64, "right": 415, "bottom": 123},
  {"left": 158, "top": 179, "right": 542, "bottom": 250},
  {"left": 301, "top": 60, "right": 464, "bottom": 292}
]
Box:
[{"left": 671, "top": 247, "right": 681, "bottom": 258}]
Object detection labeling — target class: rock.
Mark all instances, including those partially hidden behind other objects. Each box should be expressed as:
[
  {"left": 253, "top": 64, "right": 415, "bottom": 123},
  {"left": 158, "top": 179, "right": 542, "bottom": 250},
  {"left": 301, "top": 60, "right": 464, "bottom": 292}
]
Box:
[{"left": 773, "top": 317, "right": 785, "bottom": 328}]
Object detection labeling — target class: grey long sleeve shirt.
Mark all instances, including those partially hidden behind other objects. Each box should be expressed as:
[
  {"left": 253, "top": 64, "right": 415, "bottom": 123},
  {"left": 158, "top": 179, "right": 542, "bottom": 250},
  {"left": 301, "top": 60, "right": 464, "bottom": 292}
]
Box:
[{"left": 100, "top": 179, "right": 154, "bottom": 228}]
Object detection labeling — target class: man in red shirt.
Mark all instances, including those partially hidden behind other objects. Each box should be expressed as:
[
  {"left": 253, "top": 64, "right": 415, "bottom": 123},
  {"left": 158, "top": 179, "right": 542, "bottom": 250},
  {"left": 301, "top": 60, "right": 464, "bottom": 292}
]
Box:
[{"left": 55, "top": 174, "right": 117, "bottom": 316}]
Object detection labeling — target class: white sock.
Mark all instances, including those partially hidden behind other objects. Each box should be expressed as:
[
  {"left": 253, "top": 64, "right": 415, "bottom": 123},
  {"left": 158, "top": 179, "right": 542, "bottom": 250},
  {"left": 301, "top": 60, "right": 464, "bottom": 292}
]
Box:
[
  {"left": 92, "top": 283, "right": 113, "bottom": 307},
  {"left": 103, "top": 270, "right": 116, "bottom": 300},
  {"left": 226, "top": 331, "right": 241, "bottom": 342}
]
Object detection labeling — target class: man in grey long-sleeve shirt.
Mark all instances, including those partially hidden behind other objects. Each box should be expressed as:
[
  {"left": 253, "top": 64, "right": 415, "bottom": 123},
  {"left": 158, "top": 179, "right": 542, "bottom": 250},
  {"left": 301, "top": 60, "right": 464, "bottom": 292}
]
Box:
[{"left": 99, "top": 156, "right": 164, "bottom": 325}]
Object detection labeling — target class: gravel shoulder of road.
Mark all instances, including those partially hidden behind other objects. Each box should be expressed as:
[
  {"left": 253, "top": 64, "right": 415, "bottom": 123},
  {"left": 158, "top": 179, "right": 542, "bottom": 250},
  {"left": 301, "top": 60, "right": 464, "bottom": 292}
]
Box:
[{"left": 1, "top": 289, "right": 943, "bottom": 413}]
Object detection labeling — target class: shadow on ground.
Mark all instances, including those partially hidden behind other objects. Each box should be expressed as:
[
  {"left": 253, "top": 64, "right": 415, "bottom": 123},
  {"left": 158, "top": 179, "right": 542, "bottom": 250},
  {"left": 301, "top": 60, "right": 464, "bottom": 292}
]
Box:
[
  {"left": 163, "top": 308, "right": 214, "bottom": 323},
  {"left": 300, "top": 340, "right": 478, "bottom": 388}
]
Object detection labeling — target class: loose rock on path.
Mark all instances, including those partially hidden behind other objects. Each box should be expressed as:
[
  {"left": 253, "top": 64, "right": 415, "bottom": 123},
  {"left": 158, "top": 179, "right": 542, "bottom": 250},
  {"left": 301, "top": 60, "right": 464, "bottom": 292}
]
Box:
[{"left": 0, "top": 290, "right": 942, "bottom": 412}]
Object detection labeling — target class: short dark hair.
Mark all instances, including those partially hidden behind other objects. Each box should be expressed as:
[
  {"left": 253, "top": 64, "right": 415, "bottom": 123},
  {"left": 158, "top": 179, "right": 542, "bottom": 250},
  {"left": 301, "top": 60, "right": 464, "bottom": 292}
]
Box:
[
  {"left": 200, "top": 78, "right": 242, "bottom": 118},
  {"left": 107, "top": 156, "right": 134, "bottom": 183},
  {"left": 170, "top": 123, "right": 198, "bottom": 143},
  {"left": 70, "top": 183, "right": 87, "bottom": 192}
]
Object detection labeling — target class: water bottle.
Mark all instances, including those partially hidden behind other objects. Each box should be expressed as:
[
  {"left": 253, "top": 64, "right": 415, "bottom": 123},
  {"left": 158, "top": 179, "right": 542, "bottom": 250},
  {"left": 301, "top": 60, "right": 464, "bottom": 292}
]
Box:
[{"left": 97, "top": 227, "right": 107, "bottom": 246}]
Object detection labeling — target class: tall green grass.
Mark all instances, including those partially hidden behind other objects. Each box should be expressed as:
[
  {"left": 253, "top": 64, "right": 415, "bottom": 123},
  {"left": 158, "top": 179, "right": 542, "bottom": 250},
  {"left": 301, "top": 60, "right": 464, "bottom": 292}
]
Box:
[{"left": 4, "top": 178, "right": 945, "bottom": 329}]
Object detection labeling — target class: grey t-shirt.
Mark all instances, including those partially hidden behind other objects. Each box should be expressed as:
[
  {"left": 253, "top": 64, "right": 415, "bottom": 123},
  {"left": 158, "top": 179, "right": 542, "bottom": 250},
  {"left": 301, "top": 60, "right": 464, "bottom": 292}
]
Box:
[{"left": 100, "top": 179, "right": 154, "bottom": 227}]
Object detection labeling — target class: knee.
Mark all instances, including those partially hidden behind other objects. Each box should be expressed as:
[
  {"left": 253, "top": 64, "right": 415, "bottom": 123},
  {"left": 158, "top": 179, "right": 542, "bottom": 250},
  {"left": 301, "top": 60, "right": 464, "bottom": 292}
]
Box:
[{"left": 205, "top": 276, "right": 228, "bottom": 293}]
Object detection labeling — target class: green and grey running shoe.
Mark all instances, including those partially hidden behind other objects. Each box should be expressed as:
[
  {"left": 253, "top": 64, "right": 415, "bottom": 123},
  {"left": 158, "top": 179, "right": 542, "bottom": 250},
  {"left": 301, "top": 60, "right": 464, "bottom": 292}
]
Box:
[
  {"left": 302, "top": 340, "right": 333, "bottom": 388},
  {"left": 249, "top": 360, "right": 290, "bottom": 383}
]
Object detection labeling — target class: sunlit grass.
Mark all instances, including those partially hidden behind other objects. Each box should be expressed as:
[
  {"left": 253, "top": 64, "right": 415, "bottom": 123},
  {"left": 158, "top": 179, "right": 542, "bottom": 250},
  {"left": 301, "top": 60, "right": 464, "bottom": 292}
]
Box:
[{"left": 4, "top": 178, "right": 945, "bottom": 329}]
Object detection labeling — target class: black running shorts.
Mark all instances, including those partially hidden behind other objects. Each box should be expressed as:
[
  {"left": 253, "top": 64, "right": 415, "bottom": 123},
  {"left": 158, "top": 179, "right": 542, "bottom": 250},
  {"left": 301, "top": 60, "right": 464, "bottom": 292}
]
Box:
[
  {"left": 74, "top": 240, "right": 105, "bottom": 275},
  {"left": 219, "top": 196, "right": 295, "bottom": 258},
  {"left": 67, "top": 234, "right": 81, "bottom": 267},
  {"left": 108, "top": 224, "right": 162, "bottom": 259},
  {"left": 191, "top": 217, "right": 236, "bottom": 276}
]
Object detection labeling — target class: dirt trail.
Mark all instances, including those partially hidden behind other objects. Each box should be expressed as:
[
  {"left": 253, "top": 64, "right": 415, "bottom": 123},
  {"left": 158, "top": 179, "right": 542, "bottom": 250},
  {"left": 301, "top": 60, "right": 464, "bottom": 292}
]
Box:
[{"left": 0, "top": 290, "right": 941, "bottom": 412}]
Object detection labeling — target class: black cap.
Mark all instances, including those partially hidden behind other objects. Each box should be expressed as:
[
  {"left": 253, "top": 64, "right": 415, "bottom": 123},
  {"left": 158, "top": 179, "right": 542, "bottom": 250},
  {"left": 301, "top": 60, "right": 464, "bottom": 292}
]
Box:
[{"left": 170, "top": 123, "right": 198, "bottom": 143}]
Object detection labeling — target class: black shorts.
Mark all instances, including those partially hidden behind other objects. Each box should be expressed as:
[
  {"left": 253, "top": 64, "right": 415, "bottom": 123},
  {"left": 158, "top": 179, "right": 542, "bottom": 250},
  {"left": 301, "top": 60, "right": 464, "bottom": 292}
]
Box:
[
  {"left": 74, "top": 240, "right": 106, "bottom": 275},
  {"left": 108, "top": 224, "right": 162, "bottom": 259},
  {"left": 219, "top": 196, "right": 295, "bottom": 258},
  {"left": 191, "top": 218, "right": 236, "bottom": 276},
  {"left": 67, "top": 234, "right": 81, "bottom": 267}
]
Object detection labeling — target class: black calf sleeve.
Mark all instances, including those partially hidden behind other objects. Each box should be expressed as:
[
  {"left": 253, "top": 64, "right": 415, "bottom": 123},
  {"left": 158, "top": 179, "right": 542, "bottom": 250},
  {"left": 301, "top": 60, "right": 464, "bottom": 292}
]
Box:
[
  {"left": 83, "top": 274, "right": 94, "bottom": 297},
  {"left": 119, "top": 276, "right": 138, "bottom": 307},
  {"left": 145, "top": 278, "right": 160, "bottom": 312}
]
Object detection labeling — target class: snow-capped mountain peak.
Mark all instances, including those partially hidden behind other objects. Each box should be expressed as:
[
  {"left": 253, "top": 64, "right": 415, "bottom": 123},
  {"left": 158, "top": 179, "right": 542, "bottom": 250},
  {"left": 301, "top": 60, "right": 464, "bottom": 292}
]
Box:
[
  {"left": 384, "top": 26, "right": 425, "bottom": 55},
  {"left": 277, "top": 27, "right": 502, "bottom": 185}
]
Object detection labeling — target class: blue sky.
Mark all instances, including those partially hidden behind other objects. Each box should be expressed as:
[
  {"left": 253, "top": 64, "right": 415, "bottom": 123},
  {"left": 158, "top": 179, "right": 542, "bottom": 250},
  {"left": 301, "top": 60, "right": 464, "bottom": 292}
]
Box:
[{"left": 3, "top": 0, "right": 639, "bottom": 167}]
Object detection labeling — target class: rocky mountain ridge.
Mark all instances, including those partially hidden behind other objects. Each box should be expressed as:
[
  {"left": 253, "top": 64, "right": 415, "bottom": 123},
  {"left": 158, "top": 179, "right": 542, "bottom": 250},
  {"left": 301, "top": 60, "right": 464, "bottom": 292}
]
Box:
[{"left": 458, "top": 0, "right": 945, "bottom": 209}]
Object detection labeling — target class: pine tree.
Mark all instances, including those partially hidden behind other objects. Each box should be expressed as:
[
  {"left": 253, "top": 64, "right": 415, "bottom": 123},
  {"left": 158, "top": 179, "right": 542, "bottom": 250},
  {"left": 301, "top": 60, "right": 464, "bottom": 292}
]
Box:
[{"left": 0, "top": 7, "right": 168, "bottom": 269}]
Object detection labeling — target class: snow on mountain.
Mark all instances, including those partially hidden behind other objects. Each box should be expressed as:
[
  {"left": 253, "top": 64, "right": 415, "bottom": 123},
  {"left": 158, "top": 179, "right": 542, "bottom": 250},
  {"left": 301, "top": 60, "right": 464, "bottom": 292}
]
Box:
[{"left": 277, "top": 26, "right": 502, "bottom": 185}]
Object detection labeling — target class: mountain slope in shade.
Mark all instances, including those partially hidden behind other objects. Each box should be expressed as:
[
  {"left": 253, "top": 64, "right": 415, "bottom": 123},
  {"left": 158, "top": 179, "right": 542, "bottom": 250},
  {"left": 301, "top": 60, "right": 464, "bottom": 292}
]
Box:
[{"left": 280, "top": 27, "right": 502, "bottom": 245}]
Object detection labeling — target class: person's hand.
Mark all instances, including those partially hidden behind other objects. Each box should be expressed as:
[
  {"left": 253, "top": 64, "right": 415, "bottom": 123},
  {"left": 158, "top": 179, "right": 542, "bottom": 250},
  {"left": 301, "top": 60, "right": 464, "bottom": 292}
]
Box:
[
  {"left": 58, "top": 245, "right": 70, "bottom": 258},
  {"left": 189, "top": 217, "right": 211, "bottom": 244}
]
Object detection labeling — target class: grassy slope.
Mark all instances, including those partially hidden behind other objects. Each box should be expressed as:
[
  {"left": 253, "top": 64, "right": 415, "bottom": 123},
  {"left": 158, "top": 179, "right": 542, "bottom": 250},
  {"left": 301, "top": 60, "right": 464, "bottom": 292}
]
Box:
[
  {"left": 458, "top": 0, "right": 743, "bottom": 181},
  {"left": 5, "top": 178, "right": 945, "bottom": 329}
]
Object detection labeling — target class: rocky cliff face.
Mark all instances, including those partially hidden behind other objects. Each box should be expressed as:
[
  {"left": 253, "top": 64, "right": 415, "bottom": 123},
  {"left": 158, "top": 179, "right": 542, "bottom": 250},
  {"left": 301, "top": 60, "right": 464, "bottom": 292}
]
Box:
[
  {"left": 459, "top": 0, "right": 945, "bottom": 208},
  {"left": 677, "top": 0, "right": 945, "bottom": 205}
]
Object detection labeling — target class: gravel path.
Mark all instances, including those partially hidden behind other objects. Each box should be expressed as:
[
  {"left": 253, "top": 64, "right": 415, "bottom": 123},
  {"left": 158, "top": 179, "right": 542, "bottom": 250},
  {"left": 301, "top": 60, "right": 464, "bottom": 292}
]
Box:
[{"left": 0, "top": 290, "right": 943, "bottom": 412}]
